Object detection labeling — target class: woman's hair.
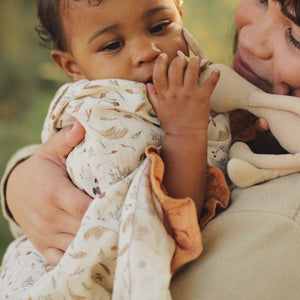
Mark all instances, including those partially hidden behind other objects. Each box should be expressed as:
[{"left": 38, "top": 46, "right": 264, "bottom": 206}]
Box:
[
  {"left": 36, "top": 0, "right": 183, "bottom": 51},
  {"left": 279, "top": 0, "right": 300, "bottom": 23}
]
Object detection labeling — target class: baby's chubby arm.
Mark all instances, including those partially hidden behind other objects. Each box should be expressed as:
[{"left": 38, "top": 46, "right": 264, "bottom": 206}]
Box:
[
  {"left": 147, "top": 53, "right": 220, "bottom": 215},
  {"left": 6, "top": 122, "right": 93, "bottom": 266}
]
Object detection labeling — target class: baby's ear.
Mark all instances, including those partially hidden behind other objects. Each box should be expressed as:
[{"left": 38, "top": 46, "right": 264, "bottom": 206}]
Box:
[
  {"left": 178, "top": 6, "right": 183, "bottom": 17},
  {"left": 51, "top": 50, "right": 85, "bottom": 81},
  {"left": 176, "top": 0, "right": 183, "bottom": 17}
]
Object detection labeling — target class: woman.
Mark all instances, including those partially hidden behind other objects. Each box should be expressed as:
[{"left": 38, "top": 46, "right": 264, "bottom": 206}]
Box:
[
  {"left": 3, "top": 0, "right": 300, "bottom": 298},
  {"left": 171, "top": 1, "right": 300, "bottom": 299}
]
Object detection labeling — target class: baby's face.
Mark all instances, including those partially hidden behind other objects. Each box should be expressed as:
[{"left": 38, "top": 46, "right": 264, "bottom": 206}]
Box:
[
  {"left": 233, "top": 0, "right": 300, "bottom": 94},
  {"left": 61, "top": 0, "right": 188, "bottom": 82}
]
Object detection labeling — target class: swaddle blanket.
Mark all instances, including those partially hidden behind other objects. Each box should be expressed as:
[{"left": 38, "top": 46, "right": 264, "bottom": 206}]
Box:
[{"left": 0, "top": 79, "right": 230, "bottom": 299}]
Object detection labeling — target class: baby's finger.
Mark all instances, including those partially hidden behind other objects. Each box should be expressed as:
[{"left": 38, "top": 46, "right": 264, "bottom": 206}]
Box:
[
  {"left": 184, "top": 56, "right": 201, "bottom": 88},
  {"left": 200, "top": 69, "right": 220, "bottom": 95},
  {"left": 146, "top": 83, "right": 159, "bottom": 112},
  {"left": 168, "top": 55, "right": 187, "bottom": 87},
  {"left": 153, "top": 53, "right": 168, "bottom": 93}
]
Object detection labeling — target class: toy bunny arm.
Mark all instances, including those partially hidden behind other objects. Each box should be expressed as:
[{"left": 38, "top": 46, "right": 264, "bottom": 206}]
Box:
[
  {"left": 229, "top": 142, "right": 300, "bottom": 170},
  {"left": 198, "top": 63, "right": 300, "bottom": 154},
  {"left": 228, "top": 143, "right": 300, "bottom": 188},
  {"left": 227, "top": 157, "right": 300, "bottom": 188}
]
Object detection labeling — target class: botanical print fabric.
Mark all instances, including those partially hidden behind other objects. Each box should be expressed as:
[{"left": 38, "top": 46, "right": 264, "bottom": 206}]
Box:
[{"left": 0, "top": 79, "right": 231, "bottom": 299}]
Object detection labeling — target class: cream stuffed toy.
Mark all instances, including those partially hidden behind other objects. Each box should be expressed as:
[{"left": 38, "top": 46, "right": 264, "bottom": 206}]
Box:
[{"left": 184, "top": 29, "right": 300, "bottom": 188}]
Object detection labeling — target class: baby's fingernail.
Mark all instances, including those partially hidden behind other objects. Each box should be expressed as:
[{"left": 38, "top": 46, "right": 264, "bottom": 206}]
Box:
[
  {"left": 177, "top": 50, "right": 185, "bottom": 57},
  {"left": 159, "top": 53, "right": 167, "bottom": 60}
]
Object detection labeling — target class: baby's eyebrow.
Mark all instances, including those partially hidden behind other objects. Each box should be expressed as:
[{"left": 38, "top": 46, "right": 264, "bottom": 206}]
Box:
[
  {"left": 88, "top": 24, "right": 119, "bottom": 45},
  {"left": 142, "top": 6, "right": 170, "bottom": 19}
]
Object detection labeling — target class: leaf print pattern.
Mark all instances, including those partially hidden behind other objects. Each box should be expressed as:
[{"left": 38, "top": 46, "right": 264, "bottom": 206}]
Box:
[
  {"left": 1, "top": 78, "right": 230, "bottom": 299},
  {"left": 126, "top": 89, "right": 134, "bottom": 94},
  {"left": 67, "top": 281, "right": 87, "bottom": 300},
  {"left": 84, "top": 226, "right": 107, "bottom": 240},
  {"left": 135, "top": 102, "right": 148, "bottom": 113},
  {"left": 69, "top": 251, "right": 88, "bottom": 259},
  {"left": 71, "top": 102, "right": 84, "bottom": 114},
  {"left": 108, "top": 164, "right": 132, "bottom": 186},
  {"left": 99, "top": 263, "right": 111, "bottom": 276},
  {"left": 100, "top": 126, "right": 129, "bottom": 140}
]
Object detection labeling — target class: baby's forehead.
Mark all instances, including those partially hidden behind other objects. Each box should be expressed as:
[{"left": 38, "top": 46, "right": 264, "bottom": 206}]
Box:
[
  {"left": 61, "top": 0, "right": 103, "bottom": 13},
  {"left": 63, "top": 0, "right": 103, "bottom": 6},
  {"left": 62, "top": 0, "right": 180, "bottom": 9}
]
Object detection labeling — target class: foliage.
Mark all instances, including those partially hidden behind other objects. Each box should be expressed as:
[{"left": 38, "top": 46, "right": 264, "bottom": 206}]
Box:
[{"left": 0, "top": 0, "right": 239, "bottom": 263}]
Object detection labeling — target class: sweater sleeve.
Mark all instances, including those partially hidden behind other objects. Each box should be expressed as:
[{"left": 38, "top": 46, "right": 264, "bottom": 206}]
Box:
[
  {"left": 1, "top": 145, "right": 41, "bottom": 238},
  {"left": 145, "top": 146, "right": 230, "bottom": 273}
]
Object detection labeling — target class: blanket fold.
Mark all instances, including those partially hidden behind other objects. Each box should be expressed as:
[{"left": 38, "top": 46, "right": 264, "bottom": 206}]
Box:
[{"left": 0, "top": 79, "right": 230, "bottom": 299}]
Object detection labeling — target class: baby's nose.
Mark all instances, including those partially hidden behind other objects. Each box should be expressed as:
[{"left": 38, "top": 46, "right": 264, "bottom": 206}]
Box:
[{"left": 131, "top": 39, "right": 161, "bottom": 66}]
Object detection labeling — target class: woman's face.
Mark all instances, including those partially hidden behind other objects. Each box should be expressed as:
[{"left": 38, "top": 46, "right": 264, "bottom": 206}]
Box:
[{"left": 233, "top": 0, "right": 300, "bottom": 94}]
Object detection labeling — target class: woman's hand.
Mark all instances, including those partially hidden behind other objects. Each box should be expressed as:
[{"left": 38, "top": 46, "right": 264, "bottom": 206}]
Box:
[{"left": 6, "top": 122, "right": 93, "bottom": 266}]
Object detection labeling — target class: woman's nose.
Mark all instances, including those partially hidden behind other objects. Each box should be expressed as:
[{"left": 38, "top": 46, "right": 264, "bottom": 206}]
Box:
[
  {"left": 131, "top": 39, "right": 161, "bottom": 66},
  {"left": 238, "top": 15, "right": 273, "bottom": 60}
]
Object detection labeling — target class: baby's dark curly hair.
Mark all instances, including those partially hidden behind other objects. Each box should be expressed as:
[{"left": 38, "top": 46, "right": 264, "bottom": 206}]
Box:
[
  {"left": 36, "top": 0, "right": 103, "bottom": 51},
  {"left": 36, "top": 0, "right": 183, "bottom": 52}
]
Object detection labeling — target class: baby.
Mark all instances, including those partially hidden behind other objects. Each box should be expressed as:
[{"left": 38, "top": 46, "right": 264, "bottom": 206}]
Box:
[
  {"left": 3, "top": 0, "right": 300, "bottom": 299},
  {"left": 0, "top": 0, "right": 229, "bottom": 299}
]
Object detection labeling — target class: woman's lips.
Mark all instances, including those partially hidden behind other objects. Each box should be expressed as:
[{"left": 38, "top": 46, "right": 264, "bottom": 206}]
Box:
[{"left": 233, "top": 52, "right": 272, "bottom": 93}]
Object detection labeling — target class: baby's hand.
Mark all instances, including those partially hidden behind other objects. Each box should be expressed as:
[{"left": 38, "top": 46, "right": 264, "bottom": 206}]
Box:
[
  {"left": 146, "top": 52, "right": 220, "bottom": 212},
  {"left": 147, "top": 52, "right": 220, "bottom": 138}
]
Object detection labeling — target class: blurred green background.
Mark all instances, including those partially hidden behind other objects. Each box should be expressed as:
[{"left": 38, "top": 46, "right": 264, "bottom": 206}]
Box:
[{"left": 0, "top": 0, "right": 239, "bottom": 263}]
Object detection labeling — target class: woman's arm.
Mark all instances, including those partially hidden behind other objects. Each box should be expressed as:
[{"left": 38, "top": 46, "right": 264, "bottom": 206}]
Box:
[{"left": 5, "top": 122, "right": 93, "bottom": 266}]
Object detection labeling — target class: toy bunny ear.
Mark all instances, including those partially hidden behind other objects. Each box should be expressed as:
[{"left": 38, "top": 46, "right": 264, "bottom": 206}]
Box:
[{"left": 183, "top": 28, "right": 205, "bottom": 59}]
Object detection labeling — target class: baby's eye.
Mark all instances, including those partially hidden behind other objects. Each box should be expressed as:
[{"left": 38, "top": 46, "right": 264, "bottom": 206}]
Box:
[
  {"left": 150, "top": 21, "right": 170, "bottom": 34},
  {"left": 102, "top": 41, "right": 124, "bottom": 51},
  {"left": 259, "top": 0, "right": 268, "bottom": 5}
]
